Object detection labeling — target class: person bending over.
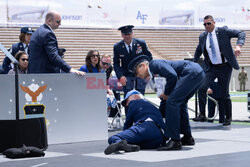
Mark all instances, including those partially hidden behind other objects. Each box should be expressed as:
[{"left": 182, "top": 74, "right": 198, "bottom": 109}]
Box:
[{"left": 128, "top": 55, "right": 205, "bottom": 150}]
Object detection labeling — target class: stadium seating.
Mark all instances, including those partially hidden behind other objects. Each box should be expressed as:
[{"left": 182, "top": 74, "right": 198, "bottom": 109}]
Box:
[{"left": 0, "top": 27, "right": 249, "bottom": 69}]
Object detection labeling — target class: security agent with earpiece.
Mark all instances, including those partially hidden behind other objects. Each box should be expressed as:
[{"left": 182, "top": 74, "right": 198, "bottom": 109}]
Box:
[
  {"left": 104, "top": 90, "right": 167, "bottom": 155},
  {"left": 113, "top": 25, "right": 152, "bottom": 97},
  {"left": 128, "top": 55, "right": 205, "bottom": 151},
  {"left": 193, "top": 15, "right": 245, "bottom": 126}
]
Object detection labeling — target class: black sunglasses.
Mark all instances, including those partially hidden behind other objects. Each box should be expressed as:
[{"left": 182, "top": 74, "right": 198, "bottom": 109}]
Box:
[
  {"left": 203, "top": 22, "right": 212, "bottom": 26},
  {"left": 91, "top": 54, "right": 99, "bottom": 58},
  {"left": 102, "top": 61, "right": 111, "bottom": 66},
  {"left": 56, "top": 20, "right": 61, "bottom": 24},
  {"left": 21, "top": 58, "right": 29, "bottom": 62}
]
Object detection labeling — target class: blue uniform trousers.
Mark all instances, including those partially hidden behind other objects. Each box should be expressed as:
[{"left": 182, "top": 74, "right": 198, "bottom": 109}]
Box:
[
  {"left": 108, "top": 121, "right": 164, "bottom": 149},
  {"left": 165, "top": 71, "right": 205, "bottom": 140}
]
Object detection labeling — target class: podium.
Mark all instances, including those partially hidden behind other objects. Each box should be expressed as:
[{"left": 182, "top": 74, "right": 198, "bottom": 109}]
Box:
[{"left": 0, "top": 43, "right": 48, "bottom": 153}]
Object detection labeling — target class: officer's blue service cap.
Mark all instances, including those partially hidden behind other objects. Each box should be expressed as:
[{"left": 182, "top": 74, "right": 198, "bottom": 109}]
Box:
[
  {"left": 128, "top": 55, "right": 150, "bottom": 74},
  {"left": 121, "top": 90, "right": 141, "bottom": 106},
  {"left": 21, "top": 27, "right": 34, "bottom": 34},
  {"left": 118, "top": 25, "right": 134, "bottom": 35}
]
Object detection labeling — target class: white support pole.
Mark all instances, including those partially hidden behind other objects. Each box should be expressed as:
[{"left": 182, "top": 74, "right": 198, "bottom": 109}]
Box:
[
  {"left": 0, "top": 42, "right": 18, "bottom": 63},
  {"left": 233, "top": 77, "right": 236, "bottom": 92}
]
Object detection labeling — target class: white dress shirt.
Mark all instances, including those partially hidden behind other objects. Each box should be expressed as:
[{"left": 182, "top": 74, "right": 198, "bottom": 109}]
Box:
[
  {"left": 124, "top": 40, "right": 133, "bottom": 53},
  {"left": 206, "top": 28, "right": 227, "bottom": 64},
  {"left": 23, "top": 43, "right": 28, "bottom": 54}
]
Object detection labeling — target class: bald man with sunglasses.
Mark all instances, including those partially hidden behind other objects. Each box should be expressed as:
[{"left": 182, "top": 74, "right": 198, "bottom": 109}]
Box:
[{"left": 193, "top": 15, "right": 246, "bottom": 126}]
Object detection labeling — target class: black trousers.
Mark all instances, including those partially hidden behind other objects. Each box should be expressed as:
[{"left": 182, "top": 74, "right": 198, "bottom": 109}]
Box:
[{"left": 198, "top": 64, "right": 232, "bottom": 119}]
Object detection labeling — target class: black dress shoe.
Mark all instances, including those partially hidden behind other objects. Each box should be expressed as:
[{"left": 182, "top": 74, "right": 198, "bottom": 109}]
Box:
[
  {"left": 157, "top": 139, "right": 182, "bottom": 151},
  {"left": 121, "top": 143, "right": 140, "bottom": 152},
  {"left": 193, "top": 115, "right": 206, "bottom": 122},
  {"left": 223, "top": 118, "right": 231, "bottom": 126},
  {"left": 104, "top": 140, "right": 140, "bottom": 155},
  {"left": 104, "top": 140, "right": 126, "bottom": 155},
  {"left": 181, "top": 136, "right": 195, "bottom": 146}
]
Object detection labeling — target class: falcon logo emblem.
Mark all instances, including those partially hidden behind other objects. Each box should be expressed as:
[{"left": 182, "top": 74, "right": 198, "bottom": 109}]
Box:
[{"left": 20, "top": 84, "right": 47, "bottom": 103}]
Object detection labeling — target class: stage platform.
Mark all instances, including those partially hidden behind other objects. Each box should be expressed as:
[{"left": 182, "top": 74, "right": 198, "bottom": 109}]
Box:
[{"left": 1, "top": 121, "right": 250, "bottom": 167}]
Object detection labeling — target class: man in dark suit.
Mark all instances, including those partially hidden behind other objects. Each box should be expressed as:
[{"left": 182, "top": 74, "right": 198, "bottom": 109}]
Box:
[
  {"left": 2, "top": 27, "right": 34, "bottom": 74},
  {"left": 28, "top": 11, "right": 85, "bottom": 75},
  {"left": 193, "top": 15, "right": 246, "bottom": 126},
  {"left": 113, "top": 25, "right": 152, "bottom": 97},
  {"left": 128, "top": 55, "right": 205, "bottom": 150},
  {"left": 104, "top": 90, "right": 166, "bottom": 155}
]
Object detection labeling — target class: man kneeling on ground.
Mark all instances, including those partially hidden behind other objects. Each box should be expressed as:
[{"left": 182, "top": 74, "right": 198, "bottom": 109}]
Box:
[{"left": 104, "top": 90, "right": 167, "bottom": 155}]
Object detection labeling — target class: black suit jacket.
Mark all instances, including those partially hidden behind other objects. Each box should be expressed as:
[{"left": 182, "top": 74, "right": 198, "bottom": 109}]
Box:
[
  {"left": 194, "top": 26, "right": 245, "bottom": 71},
  {"left": 28, "top": 24, "right": 71, "bottom": 73}
]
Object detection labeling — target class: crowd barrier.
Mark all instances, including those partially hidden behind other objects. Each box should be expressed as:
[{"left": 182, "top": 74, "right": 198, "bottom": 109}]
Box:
[{"left": 0, "top": 73, "right": 108, "bottom": 144}]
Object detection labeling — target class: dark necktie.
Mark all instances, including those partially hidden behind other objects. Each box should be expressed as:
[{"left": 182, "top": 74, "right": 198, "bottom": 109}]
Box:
[
  {"left": 24, "top": 45, "right": 29, "bottom": 54},
  {"left": 128, "top": 45, "right": 132, "bottom": 55}
]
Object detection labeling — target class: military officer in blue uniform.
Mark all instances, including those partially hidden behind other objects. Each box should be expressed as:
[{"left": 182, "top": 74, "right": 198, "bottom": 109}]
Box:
[
  {"left": 104, "top": 90, "right": 167, "bottom": 155},
  {"left": 128, "top": 55, "right": 205, "bottom": 150},
  {"left": 113, "top": 25, "right": 152, "bottom": 97},
  {"left": 2, "top": 27, "right": 34, "bottom": 74}
]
